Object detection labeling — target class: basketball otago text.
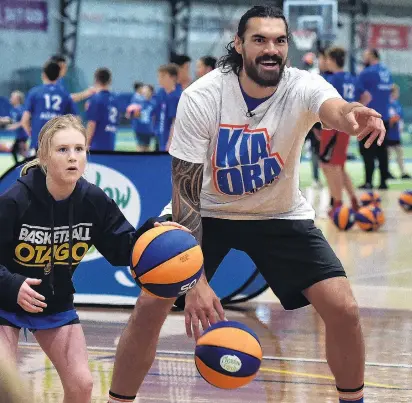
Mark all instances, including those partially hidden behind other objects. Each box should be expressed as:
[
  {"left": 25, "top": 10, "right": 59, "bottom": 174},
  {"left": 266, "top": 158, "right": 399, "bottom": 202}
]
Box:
[
  {"left": 15, "top": 223, "right": 92, "bottom": 267},
  {"left": 213, "top": 124, "right": 284, "bottom": 195}
]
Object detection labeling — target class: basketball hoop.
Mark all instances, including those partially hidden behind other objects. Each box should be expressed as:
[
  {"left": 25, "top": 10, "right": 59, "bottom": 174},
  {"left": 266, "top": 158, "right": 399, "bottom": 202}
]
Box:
[{"left": 291, "top": 30, "right": 317, "bottom": 50}]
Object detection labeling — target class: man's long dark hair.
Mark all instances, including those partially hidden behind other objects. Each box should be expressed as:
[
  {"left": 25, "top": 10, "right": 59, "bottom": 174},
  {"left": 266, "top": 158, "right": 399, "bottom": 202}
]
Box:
[{"left": 217, "top": 5, "right": 289, "bottom": 76}]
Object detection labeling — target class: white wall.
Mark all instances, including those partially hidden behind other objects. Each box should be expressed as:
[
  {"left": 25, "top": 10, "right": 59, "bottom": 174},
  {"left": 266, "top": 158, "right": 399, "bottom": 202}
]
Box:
[{"left": 77, "top": 0, "right": 171, "bottom": 92}]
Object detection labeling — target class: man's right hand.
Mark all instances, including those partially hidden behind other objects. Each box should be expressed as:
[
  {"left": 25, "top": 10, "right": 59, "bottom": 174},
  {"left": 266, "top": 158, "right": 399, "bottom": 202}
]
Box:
[
  {"left": 17, "top": 278, "right": 47, "bottom": 313},
  {"left": 184, "top": 276, "right": 226, "bottom": 341}
]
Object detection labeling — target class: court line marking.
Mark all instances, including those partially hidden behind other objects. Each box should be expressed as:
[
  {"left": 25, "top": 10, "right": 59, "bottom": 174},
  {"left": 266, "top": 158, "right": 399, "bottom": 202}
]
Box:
[
  {"left": 19, "top": 343, "right": 406, "bottom": 390},
  {"left": 20, "top": 343, "right": 412, "bottom": 369},
  {"left": 24, "top": 356, "right": 405, "bottom": 392},
  {"left": 154, "top": 356, "right": 400, "bottom": 390}
]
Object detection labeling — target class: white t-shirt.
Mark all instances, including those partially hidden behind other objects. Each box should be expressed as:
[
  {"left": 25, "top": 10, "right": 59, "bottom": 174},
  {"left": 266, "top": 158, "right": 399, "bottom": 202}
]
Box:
[{"left": 169, "top": 67, "right": 341, "bottom": 220}]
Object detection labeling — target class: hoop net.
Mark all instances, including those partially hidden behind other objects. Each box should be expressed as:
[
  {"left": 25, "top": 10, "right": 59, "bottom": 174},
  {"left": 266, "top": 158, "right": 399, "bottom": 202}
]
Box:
[{"left": 291, "top": 30, "right": 317, "bottom": 50}]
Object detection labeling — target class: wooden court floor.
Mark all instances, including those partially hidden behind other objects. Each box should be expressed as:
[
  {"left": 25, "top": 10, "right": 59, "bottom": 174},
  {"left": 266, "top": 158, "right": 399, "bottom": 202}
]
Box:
[{"left": 14, "top": 190, "right": 412, "bottom": 402}]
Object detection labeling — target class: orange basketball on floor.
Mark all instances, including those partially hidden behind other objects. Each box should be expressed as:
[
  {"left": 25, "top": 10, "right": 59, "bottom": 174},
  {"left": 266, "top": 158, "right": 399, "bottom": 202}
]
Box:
[
  {"left": 355, "top": 206, "right": 382, "bottom": 232},
  {"left": 399, "top": 190, "right": 412, "bottom": 212},
  {"left": 195, "top": 321, "right": 263, "bottom": 389},
  {"left": 372, "top": 206, "right": 385, "bottom": 227},
  {"left": 130, "top": 226, "right": 203, "bottom": 298},
  {"left": 360, "top": 191, "right": 381, "bottom": 207},
  {"left": 332, "top": 206, "right": 356, "bottom": 231}
]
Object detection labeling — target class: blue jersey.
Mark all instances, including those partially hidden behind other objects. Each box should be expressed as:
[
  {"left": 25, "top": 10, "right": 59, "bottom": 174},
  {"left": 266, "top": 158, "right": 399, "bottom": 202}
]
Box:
[
  {"left": 130, "top": 93, "right": 155, "bottom": 135},
  {"left": 130, "top": 92, "right": 144, "bottom": 105},
  {"left": 56, "top": 77, "right": 67, "bottom": 92},
  {"left": 328, "top": 71, "right": 362, "bottom": 103},
  {"left": 153, "top": 86, "right": 182, "bottom": 151},
  {"left": 321, "top": 71, "right": 334, "bottom": 82},
  {"left": 86, "top": 90, "right": 119, "bottom": 151},
  {"left": 388, "top": 100, "right": 403, "bottom": 141},
  {"left": 24, "top": 83, "right": 77, "bottom": 148},
  {"left": 10, "top": 105, "right": 28, "bottom": 141},
  {"left": 357, "top": 63, "right": 393, "bottom": 121}
]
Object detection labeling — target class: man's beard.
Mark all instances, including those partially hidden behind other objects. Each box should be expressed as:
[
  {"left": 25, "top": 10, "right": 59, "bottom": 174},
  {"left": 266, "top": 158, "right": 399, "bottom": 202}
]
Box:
[
  {"left": 363, "top": 62, "right": 370, "bottom": 68},
  {"left": 243, "top": 54, "right": 286, "bottom": 87}
]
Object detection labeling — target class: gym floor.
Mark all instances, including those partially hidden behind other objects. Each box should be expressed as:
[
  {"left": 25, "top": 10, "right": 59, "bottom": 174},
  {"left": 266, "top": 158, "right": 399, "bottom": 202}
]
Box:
[{"left": 16, "top": 190, "right": 412, "bottom": 402}]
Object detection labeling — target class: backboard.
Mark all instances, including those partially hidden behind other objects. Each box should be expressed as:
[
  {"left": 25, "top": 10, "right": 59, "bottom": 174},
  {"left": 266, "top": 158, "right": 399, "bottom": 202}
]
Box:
[{"left": 284, "top": 0, "right": 338, "bottom": 48}]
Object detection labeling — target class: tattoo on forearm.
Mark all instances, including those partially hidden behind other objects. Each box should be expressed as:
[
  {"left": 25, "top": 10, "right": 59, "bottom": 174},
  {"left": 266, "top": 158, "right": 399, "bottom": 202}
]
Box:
[{"left": 171, "top": 157, "right": 203, "bottom": 244}]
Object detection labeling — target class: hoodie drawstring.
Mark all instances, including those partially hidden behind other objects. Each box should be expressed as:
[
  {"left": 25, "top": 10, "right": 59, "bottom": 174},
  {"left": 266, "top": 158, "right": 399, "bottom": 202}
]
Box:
[
  {"left": 68, "top": 199, "right": 74, "bottom": 278},
  {"left": 49, "top": 202, "right": 55, "bottom": 295},
  {"left": 48, "top": 198, "right": 74, "bottom": 295}
]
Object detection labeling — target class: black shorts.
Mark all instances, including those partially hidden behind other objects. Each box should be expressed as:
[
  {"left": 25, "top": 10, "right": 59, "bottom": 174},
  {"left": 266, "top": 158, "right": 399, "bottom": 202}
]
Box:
[
  {"left": 12, "top": 138, "right": 28, "bottom": 151},
  {"left": 201, "top": 217, "right": 346, "bottom": 310},
  {"left": 359, "top": 121, "right": 390, "bottom": 152},
  {"left": 135, "top": 131, "right": 154, "bottom": 147},
  {"left": 386, "top": 139, "right": 401, "bottom": 146}
]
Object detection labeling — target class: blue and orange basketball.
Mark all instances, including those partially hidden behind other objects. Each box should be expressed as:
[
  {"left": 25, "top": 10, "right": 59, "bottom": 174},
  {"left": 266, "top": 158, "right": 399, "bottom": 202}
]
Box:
[
  {"left": 371, "top": 206, "right": 385, "bottom": 227},
  {"left": 195, "top": 321, "right": 262, "bottom": 389},
  {"left": 355, "top": 206, "right": 383, "bottom": 232},
  {"left": 399, "top": 190, "right": 412, "bottom": 212},
  {"left": 130, "top": 226, "right": 203, "bottom": 298},
  {"left": 332, "top": 206, "right": 356, "bottom": 231},
  {"left": 126, "top": 103, "right": 141, "bottom": 118},
  {"left": 360, "top": 191, "right": 381, "bottom": 207}
]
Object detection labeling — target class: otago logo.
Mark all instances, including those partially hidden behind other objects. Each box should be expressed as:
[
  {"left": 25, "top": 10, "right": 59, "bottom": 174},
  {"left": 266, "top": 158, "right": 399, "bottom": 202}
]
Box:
[
  {"left": 15, "top": 224, "right": 92, "bottom": 268},
  {"left": 83, "top": 163, "right": 141, "bottom": 264},
  {"left": 14, "top": 241, "right": 90, "bottom": 267}
]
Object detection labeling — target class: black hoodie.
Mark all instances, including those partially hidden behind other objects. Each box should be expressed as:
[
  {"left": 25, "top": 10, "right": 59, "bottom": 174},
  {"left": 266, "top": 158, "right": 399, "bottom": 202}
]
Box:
[{"left": 0, "top": 166, "right": 159, "bottom": 315}]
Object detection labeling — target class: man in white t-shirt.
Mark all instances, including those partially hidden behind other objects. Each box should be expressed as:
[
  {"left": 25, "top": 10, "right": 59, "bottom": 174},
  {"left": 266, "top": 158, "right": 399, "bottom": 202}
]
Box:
[{"left": 107, "top": 6, "right": 385, "bottom": 403}]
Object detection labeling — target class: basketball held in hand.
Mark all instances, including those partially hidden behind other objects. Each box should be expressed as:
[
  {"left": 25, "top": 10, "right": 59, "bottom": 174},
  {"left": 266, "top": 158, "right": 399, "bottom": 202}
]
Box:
[{"left": 130, "top": 226, "right": 203, "bottom": 299}]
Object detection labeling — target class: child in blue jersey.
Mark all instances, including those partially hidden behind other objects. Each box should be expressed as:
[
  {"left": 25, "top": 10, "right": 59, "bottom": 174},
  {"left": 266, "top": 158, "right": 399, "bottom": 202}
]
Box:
[
  {"left": 0, "top": 91, "right": 29, "bottom": 162},
  {"left": 9, "top": 91, "right": 29, "bottom": 163},
  {"left": 387, "top": 84, "right": 410, "bottom": 179},
  {"left": 126, "top": 83, "right": 156, "bottom": 152},
  {"left": 320, "top": 47, "right": 362, "bottom": 216},
  {"left": 153, "top": 64, "right": 183, "bottom": 151},
  {"left": 125, "top": 81, "right": 144, "bottom": 130},
  {"left": 171, "top": 53, "right": 192, "bottom": 90},
  {"left": 304, "top": 48, "right": 333, "bottom": 189},
  {"left": 357, "top": 49, "right": 392, "bottom": 189},
  {"left": 86, "top": 68, "right": 119, "bottom": 151},
  {"left": 21, "top": 61, "right": 77, "bottom": 151},
  {"left": 49, "top": 55, "right": 69, "bottom": 92},
  {"left": 196, "top": 55, "right": 217, "bottom": 79},
  {"left": 49, "top": 54, "right": 96, "bottom": 103},
  {"left": 0, "top": 115, "right": 187, "bottom": 403},
  {"left": 318, "top": 48, "right": 334, "bottom": 81}
]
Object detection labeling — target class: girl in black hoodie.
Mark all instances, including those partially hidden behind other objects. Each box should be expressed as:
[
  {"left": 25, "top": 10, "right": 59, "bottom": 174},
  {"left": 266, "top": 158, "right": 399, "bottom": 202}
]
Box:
[{"left": 0, "top": 114, "right": 187, "bottom": 402}]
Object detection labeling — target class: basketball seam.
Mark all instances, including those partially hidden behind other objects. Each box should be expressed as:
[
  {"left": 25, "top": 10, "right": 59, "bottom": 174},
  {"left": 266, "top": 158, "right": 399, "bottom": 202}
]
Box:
[
  {"left": 136, "top": 245, "right": 201, "bottom": 279},
  {"left": 195, "top": 356, "right": 258, "bottom": 380},
  {"left": 130, "top": 227, "right": 178, "bottom": 275},
  {"left": 133, "top": 232, "right": 198, "bottom": 276},
  {"left": 201, "top": 323, "right": 261, "bottom": 344},
  {"left": 195, "top": 356, "right": 260, "bottom": 380},
  {"left": 196, "top": 344, "right": 262, "bottom": 361},
  {"left": 142, "top": 270, "right": 201, "bottom": 287}
]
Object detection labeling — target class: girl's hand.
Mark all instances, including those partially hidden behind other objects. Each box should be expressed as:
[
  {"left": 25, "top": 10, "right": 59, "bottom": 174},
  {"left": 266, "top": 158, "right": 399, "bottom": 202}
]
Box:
[{"left": 17, "top": 278, "right": 47, "bottom": 313}]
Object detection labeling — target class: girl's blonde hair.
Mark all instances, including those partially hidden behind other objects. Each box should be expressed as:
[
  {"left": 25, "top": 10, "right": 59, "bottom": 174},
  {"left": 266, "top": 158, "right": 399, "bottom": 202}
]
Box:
[{"left": 21, "top": 114, "right": 87, "bottom": 176}]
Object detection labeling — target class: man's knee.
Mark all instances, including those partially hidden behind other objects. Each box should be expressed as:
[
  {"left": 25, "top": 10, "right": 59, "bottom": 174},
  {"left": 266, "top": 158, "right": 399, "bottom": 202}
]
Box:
[
  {"left": 129, "top": 292, "right": 174, "bottom": 327},
  {"left": 325, "top": 298, "right": 360, "bottom": 329}
]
